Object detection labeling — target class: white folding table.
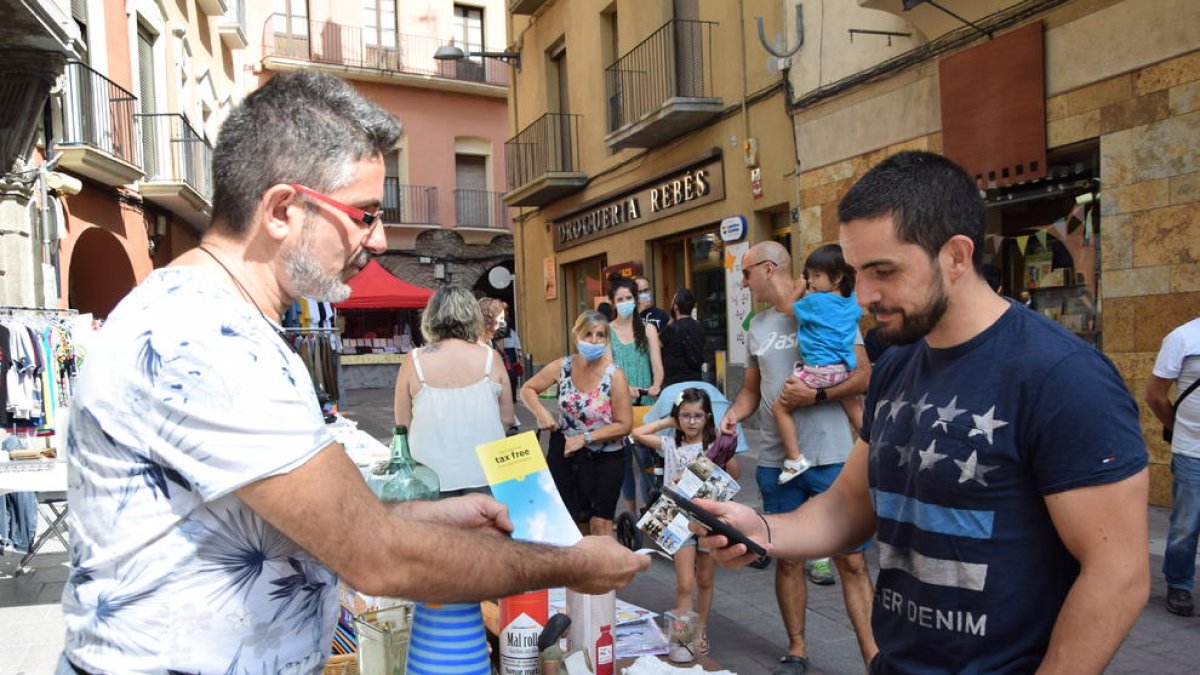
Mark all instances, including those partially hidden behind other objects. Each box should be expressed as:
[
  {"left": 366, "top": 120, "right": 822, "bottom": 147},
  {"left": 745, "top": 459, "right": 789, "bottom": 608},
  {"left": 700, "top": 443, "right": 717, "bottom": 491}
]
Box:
[{"left": 0, "top": 460, "right": 69, "bottom": 573}]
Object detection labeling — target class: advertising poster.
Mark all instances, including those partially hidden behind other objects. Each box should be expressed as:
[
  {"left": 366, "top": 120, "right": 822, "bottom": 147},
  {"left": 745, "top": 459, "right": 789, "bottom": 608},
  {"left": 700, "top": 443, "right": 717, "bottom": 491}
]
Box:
[{"left": 725, "top": 241, "right": 751, "bottom": 365}]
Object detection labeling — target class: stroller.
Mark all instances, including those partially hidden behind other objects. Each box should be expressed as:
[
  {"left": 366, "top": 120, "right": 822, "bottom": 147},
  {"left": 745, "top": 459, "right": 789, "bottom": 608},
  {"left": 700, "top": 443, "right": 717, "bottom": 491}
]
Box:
[{"left": 613, "top": 382, "right": 750, "bottom": 552}]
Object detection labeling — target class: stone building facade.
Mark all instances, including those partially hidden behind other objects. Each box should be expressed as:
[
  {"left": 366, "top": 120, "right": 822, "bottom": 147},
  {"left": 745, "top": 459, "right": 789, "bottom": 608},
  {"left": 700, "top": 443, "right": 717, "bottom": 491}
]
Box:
[{"left": 783, "top": 0, "right": 1198, "bottom": 504}]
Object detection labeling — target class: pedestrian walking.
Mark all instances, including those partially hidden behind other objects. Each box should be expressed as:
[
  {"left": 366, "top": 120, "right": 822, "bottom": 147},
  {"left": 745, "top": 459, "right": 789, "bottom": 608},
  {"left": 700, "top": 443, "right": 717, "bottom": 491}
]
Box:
[{"left": 1146, "top": 316, "right": 1200, "bottom": 617}]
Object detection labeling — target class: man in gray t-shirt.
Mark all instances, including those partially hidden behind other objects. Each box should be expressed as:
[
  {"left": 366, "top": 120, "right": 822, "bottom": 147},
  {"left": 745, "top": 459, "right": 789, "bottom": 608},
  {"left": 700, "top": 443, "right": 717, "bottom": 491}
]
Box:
[
  {"left": 721, "top": 241, "right": 877, "bottom": 674},
  {"left": 746, "top": 306, "right": 863, "bottom": 469}
]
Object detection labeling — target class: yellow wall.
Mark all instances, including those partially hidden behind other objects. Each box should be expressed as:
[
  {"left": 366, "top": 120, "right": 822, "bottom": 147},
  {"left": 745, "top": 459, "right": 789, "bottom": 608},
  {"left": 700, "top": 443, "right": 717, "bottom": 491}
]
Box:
[{"left": 508, "top": 0, "right": 794, "bottom": 363}]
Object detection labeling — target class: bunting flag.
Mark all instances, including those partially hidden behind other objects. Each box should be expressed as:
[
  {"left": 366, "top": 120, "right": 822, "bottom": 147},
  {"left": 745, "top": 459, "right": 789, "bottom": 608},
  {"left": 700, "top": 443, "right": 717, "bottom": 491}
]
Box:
[
  {"left": 1035, "top": 230, "right": 1048, "bottom": 248},
  {"left": 1051, "top": 217, "right": 1067, "bottom": 239},
  {"left": 1016, "top": 235, "right": 1030, "bottom": 255}
]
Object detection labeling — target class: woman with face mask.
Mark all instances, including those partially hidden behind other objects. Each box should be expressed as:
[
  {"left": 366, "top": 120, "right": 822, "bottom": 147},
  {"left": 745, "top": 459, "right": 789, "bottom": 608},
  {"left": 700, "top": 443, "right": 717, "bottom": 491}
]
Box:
[
  {"left": 520, "top": 310, "right": 633, "bottom": 536},
  {"left": 607, "top": 276, "right": 664, "bottom": 404},
  {"left": 607, "top": 275, "right": 665, "bottom": 515}
]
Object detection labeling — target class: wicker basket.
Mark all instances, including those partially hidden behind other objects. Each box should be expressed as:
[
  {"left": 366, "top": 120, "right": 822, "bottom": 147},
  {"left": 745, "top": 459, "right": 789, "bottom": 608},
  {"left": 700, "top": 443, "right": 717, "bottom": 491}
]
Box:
[{"left": 322, "top": 654, "right": 359, "bottom": 675}]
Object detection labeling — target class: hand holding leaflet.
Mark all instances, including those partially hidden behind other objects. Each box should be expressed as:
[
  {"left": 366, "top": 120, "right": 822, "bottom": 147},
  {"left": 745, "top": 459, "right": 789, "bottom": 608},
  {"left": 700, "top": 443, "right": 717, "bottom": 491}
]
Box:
[{"left": 661, "top": 487, "right": 768, "bottom": 560}]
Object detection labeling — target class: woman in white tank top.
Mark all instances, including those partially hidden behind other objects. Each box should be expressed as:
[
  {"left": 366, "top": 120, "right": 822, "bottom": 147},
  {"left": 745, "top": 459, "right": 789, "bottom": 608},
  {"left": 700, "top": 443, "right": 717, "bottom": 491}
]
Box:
[{"left": 394, "top": 286, "right": 515, "bottom": 494}]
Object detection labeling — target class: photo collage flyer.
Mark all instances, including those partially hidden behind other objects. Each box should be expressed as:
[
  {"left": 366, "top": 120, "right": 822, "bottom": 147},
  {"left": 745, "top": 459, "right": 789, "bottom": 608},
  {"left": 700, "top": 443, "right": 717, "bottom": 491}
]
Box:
[{"left": 636, "top": 456, "right": 740, "bottom": 555}]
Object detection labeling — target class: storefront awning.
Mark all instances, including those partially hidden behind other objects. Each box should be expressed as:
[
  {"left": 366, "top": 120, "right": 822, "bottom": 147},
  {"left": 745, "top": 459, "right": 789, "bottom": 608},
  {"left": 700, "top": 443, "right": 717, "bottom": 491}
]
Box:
[{"left": 333, "top": 260, "right": 433, "bottom": 310}]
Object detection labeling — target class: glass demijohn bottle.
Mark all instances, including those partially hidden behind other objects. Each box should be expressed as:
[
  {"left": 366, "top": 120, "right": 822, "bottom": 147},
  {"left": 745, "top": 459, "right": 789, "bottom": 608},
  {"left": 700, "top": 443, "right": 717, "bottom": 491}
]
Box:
[{"left": 367, "top": 425, "right": 439, "bottom": 502}]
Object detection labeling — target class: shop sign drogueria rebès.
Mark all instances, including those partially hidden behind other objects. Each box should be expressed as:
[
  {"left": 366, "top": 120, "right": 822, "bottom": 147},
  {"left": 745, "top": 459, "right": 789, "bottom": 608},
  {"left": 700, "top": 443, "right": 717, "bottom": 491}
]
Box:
[{"left": 553, "top": 153, "right": 725, "bottom": 250}]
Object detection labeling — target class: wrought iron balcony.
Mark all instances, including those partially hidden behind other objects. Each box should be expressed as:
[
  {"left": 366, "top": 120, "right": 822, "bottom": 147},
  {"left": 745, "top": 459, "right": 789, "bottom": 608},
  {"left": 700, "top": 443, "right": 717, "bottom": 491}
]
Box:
[
  {"left": 604, "top": 19, "right": 722, "bottom": 150},
  {"left": 263, "top": 15, "right": 509, "bottom": 87},
  {"left": 382, "top": 179, "right": 438, "bottom": 225},
  {"left": 58, "top": 61, "right": 144, "bottom": 185},
  {"left": 455, "top": 189, "right": 508, "bottom": 230},
  {"left": 136, "top": 113, "right": 213, "bottom": 230},
  {"left": 504, "top": 112, "right": 587, "bottom": 207}
]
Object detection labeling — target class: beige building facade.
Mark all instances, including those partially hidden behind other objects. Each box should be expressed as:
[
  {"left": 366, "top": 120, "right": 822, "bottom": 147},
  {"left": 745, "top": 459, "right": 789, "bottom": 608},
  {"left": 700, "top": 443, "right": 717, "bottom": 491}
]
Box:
[
  {"left": 506, "top": 0, "right": 796, "bottom": 381},
  {"left": 1, "top": 0, "right": 245, "bottom": 316}
]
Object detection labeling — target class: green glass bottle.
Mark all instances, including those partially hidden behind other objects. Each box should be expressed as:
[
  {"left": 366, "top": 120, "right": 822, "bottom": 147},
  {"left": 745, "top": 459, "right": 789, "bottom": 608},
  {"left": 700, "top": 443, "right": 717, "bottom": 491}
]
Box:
[{"left": 367, "top": 425, "right": 440, "bottom": 502}]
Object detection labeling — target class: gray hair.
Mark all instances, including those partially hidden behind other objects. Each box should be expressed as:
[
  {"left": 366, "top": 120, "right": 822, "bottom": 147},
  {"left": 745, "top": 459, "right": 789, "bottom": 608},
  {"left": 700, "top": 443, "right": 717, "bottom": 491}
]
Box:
[
  {"left": 571, "top": 310, "right": 609, "bottom": 340},
  {"left": 421, "top": 285, "right": 484, "bottom": 343},
  {"left": 210, "top": 71, "right": 402, "bottom": 236}
]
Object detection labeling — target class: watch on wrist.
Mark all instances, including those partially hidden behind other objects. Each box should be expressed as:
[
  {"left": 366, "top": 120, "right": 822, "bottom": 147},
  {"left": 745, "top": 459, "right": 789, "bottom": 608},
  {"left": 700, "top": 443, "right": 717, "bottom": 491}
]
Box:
[
  {"left": 583, "top": 431, "right": 594, "bottom": 444},
  {"left": 815, "top": 389, "right": 828, "bottom": 402}
]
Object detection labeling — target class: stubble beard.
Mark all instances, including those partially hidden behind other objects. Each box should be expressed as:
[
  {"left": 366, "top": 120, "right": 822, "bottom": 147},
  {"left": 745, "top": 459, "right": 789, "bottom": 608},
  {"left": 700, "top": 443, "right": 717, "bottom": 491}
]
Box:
[
  {"left": 281, "top": 214, "right": 357, "bottom": 303},
  {"left": 873, "top": 266, "right": 950, "bottom": 345}
]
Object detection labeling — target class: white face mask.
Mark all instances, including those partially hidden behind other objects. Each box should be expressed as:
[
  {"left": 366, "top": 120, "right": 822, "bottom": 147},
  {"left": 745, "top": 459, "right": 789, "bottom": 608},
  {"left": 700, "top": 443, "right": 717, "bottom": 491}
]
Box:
[{"left": 616, "top": 301, "right": 636, "bottom": 318}]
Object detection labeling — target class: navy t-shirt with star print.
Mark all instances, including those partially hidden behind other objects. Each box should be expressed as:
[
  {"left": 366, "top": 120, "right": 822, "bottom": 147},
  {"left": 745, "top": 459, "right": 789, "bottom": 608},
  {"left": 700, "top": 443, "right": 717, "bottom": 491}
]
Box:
[{"left": 861, "top": 300, "right": 1145, "bottom": 674}]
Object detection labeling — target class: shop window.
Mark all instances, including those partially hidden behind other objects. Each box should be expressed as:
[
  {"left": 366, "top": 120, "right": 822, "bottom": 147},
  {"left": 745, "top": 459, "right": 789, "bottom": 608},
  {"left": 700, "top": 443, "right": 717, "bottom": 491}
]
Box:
[
  {"left": 655, "top": 226, "right": 727, "bottom": 380},
  {"left": 564, "top": 256, "right": 607, "bottom": 326},
  {"left": 984, "top": 142, "right": 1100, "bottom": 347}
]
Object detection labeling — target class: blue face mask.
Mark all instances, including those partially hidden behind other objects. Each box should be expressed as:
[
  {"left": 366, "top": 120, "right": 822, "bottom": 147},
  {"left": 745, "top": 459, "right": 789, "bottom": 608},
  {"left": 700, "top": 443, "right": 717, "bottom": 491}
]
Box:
[
  {"left": 615, "top": 300, "right": 637, "bottom": 318},
  {"left": 577, "top": 341, "right": 607, "bottom": 362}
]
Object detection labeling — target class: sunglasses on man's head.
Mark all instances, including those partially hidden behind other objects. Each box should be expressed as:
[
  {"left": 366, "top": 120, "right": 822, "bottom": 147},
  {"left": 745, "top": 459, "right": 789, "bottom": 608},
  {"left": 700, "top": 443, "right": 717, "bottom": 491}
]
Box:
[{"left": 741, "top": 260, "right": 774, "bottom": 279}]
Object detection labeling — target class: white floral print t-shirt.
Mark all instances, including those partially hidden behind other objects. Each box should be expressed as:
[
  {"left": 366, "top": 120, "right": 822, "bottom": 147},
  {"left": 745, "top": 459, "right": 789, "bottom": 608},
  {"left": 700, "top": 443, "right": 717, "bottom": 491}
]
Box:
[{"left": 60, "top": 267, "right": 338, "bottom": 674}]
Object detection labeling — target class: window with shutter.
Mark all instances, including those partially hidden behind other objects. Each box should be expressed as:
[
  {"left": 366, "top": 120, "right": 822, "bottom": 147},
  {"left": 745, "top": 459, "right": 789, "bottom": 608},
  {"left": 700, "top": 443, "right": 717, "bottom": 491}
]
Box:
[{"left": 137, "top": 25, "right": 158, "bottom": 175}]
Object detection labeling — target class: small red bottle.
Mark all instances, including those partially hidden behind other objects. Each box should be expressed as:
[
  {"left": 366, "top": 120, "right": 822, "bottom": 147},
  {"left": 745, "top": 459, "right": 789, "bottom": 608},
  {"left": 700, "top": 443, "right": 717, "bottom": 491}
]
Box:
[{"left": 595, "top": 624, "right": 614, "bottom": 675}]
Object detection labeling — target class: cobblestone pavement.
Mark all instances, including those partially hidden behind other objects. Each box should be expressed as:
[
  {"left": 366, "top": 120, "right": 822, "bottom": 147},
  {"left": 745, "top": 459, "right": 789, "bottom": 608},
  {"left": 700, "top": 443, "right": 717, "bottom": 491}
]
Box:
[{"left": 1, "top": 387, "right": 1194, "bottom": 674}]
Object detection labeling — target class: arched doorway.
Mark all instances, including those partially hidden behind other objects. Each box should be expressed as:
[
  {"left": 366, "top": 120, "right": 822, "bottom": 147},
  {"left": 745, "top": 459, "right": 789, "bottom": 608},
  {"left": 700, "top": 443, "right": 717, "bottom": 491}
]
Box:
[{"left": 69, "top": 227, "right": 137, "bottom": 319}]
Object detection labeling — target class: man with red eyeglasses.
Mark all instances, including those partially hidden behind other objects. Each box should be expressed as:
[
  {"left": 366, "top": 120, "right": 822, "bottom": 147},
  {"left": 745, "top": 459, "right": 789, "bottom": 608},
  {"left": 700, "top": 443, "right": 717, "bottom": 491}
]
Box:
[{"left": 58, "top": 71, "right": 647, "bottom": 675}]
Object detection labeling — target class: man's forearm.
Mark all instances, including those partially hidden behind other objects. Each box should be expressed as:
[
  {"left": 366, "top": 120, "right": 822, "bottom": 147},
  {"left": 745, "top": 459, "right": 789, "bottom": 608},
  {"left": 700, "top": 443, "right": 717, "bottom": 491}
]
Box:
[
  {"left": 369, "top": 516, "right": 588, "bottom": 601},
  {"left": 828, "top": 353, "right": 871, "bottom": 401},
  {"left": 1036, "top": 563, "right": 1148, "bottom": 674}
]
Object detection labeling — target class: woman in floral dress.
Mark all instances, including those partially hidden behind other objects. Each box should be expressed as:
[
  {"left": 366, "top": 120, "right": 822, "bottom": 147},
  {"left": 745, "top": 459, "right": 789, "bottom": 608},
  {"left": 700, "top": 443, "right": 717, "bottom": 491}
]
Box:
[{"left": 520, "top": 310, "right": 633, "bottom": 536}]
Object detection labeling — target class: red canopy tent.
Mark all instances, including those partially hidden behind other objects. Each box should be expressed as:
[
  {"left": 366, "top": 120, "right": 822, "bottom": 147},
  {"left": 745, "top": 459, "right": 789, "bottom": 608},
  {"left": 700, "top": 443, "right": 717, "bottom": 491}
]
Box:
[{"left": 333, "top": 259, "right": 433, "bottom": 310}]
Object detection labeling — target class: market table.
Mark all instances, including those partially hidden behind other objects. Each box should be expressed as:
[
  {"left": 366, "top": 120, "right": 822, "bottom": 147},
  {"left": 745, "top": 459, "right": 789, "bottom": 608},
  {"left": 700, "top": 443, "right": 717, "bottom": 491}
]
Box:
[{"left": 0, "top": 459, "right": 69, "bottom": 573}]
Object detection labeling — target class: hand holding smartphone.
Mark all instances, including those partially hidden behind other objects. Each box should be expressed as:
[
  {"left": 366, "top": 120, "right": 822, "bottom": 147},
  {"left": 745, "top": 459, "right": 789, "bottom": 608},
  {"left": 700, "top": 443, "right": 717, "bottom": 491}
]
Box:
[{"left": 661, "top": 487, "right": 769, "bottom": 560}]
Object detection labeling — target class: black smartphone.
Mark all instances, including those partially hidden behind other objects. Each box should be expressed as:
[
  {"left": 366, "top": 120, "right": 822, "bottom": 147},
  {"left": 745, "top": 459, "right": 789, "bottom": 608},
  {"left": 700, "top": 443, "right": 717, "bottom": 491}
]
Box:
[{"left": 661, "top": 486, "right": 770, "bottom": 560}]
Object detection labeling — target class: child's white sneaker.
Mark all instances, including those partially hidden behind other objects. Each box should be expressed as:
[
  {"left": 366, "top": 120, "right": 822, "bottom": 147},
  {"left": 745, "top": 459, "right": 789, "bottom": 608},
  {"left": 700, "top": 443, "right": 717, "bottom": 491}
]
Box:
[{"left": 778, "top": 456, "right": 813, "bottom": 484}]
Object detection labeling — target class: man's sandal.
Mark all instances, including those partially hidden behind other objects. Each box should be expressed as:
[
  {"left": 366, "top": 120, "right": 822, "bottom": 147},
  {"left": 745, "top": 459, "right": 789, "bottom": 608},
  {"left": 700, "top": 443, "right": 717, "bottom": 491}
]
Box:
[{"left": 772, "top": 655, "right": 809, "bottom": 675}]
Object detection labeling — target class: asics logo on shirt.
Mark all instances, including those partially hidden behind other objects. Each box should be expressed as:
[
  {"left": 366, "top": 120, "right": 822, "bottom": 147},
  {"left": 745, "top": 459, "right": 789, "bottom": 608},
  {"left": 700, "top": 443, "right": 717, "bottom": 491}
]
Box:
[{"left": 752, "top": 330, "right": 798, "bottom": 357}]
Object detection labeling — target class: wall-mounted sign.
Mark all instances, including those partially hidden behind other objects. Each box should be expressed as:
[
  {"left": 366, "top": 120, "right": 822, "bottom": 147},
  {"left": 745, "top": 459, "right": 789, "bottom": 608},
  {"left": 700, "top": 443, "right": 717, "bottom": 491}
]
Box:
[
  {"left": 543, "top": 257, "right": 557, "bottom": 300},
  {"left": 553, "top": 154, "right": 726, "bottom": 251},
  {"left": 750, "top": 166, "right": 763, "bottom": 200},
  {"left": 725, "top": 241, "right": 751, "bottom": 366},
  {"left": 602, "top": 260, "right": 643, "bottom": 284},
  {"left": 719, "top": 215, "right": 746, "bottom": 242}
]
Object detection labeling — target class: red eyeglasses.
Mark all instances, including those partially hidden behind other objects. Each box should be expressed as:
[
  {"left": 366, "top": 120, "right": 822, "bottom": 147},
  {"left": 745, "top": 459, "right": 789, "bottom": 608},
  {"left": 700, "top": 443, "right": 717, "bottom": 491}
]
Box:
[{"left": 288, "top": 184, "right": 381, "bottom": 227}]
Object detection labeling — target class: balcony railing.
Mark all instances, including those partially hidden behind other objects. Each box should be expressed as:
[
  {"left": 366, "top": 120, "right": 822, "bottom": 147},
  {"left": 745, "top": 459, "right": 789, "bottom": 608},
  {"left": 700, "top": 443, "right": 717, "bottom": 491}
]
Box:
[
  {"left": 604, "top": 19, "right": 716, "bottom": 134},
  {"left": 382, "top": 179, "right": 438, "bottom": 225},
  {"left": 505, "top": 112, "right": 581, "bottom": 192},
  {"left": 455, "top": 189, "right": 508, "bottom": 229},
  {"left": 60, "top": 61, "right": 141, "bottom": 168},
  {"left": 263, "top": 15, "right": 509, "bottom": 87},
  {"left": 136, "top": 113, "right": 213, "bottom": 200}
]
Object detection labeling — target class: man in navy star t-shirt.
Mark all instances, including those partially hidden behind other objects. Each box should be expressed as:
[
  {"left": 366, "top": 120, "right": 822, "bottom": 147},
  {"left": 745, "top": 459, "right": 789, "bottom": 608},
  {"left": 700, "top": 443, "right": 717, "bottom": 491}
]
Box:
[{"left": 697, "top": 151, "right": 1148, "bottom": 674}]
